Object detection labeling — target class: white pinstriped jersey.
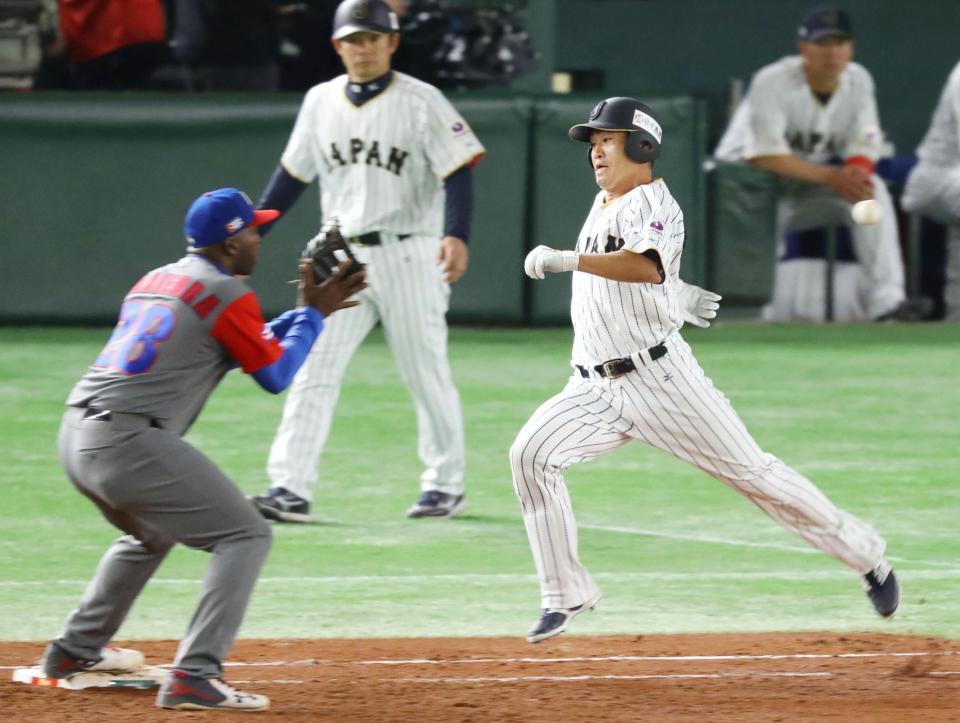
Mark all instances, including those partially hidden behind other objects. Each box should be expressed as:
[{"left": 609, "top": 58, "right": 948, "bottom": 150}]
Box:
[
  {"left": 280, "top": 71, "right": 485, "bottom": 238},
  {"left": 571, "top": 179, "right": 684, "bottom": 365},
  {"left": 714, "top": 56, "right": 889, "bottom": 164}
]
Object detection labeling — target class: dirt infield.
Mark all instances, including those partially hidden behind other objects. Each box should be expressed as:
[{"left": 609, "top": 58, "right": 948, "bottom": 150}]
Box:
[{"left": 2, "top": 632, "right": 959, "bottom": 721}]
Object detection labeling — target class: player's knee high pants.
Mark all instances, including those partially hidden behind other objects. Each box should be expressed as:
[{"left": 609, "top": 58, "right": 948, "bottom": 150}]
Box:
[
  {"left": 509, "top": 334, "right": 886, "bottom": 610},
  {"left": 776, "top": 177, "right": 905, "bottom": 319},
  {"left": 56, "top": 407, "right": 273, "bottom": 678},
  {"left": 267, "top": 234, "right": 465, "bottom": 498}
]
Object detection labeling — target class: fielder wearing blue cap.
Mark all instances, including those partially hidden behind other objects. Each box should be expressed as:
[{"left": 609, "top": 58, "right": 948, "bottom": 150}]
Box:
[
  {"left": 46, "top": 184, "right": 365, "bottom": 713},
  {"left": 185, "top": 188, "right": 280, "bottom": 249}
]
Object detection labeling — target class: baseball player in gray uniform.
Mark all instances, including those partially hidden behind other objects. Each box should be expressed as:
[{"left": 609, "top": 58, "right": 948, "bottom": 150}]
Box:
[
  {"left": 513, "top": 97, "right": 899, "bottom": 644},
  {"left": 250, "top": 0, "right": 485, "bottom": 522},
  {"left": 42, "top": 188, "right": 365, "bottom": 711},
  {"left": 714, "top": 4, "right": 920, "bottom": 322},
  {"left": 902, "top": 59, "right": 960, "bottom": 321}
]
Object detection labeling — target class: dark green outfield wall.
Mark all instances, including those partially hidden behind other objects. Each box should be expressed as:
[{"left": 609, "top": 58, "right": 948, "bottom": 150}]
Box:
[
  {"left": 0, "top": 93, "right": 705, "bottom": 324},
  {"left": 546, "top": 0, "right": 960, "bottom": 153}
]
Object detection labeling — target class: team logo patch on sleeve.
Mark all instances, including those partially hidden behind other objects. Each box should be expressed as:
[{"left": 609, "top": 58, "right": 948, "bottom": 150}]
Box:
[
  {"left": 450, "top": 120, "right": 468, "bottom": 135},
  {"left": 260, "top": 324, "right": 276, "bottom": 341},
  {"left": 648, "top": 220, "right": 664, "bottom": 243}
]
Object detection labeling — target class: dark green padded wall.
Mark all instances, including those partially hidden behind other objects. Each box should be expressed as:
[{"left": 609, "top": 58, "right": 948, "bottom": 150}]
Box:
[
  {"left": 529, "top": 95, "right": 707, "bottom": 324},
  {"left": 0, "top": 93, "right": 705, "bottom": 325},
  {"left": 1, "top": 95, "right": 307, "bottom": 322},
  {"left": 550, "top": 0, "right": 960, "bottom": 153},
  {"left": 0, "top": 94, "right": 533, "bottom": 324}
]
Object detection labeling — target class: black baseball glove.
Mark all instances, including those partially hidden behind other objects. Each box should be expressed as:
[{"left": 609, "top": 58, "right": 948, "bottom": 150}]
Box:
[{"left": 302, "top": 223, "right": 365, "bottom": 283}]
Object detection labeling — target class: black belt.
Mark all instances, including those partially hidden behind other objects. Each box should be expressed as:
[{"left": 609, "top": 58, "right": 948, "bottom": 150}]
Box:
[
  {"left": 576, "top": 343, "right": 668, "bottom": 379},
  {"left": 348, "top": 231, "right": 412, "bottom": 247},
  {"left": 83, "top": 406, "right": 164, "bottom": 429}
]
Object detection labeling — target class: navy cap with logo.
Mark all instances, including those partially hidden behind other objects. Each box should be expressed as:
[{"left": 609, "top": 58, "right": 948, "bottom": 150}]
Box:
[
  {"left": 184, "top": 188, "right": 280, "bottom": 249},
  {"left": 332, "top": 0, "right": 400, "bottom": 40},
  {"left": 798, "top": 4, "right": 853, "bottom": 42}
]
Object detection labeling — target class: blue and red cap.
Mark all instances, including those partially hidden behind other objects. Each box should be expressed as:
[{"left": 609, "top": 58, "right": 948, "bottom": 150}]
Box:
[{"left": 184, "top": 188, "right": 280, "bottom": 249}]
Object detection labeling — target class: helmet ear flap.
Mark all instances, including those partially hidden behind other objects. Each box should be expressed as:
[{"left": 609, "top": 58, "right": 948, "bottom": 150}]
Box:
[{"left": 587, "top": 145, "right": 594, "bottom": 169}]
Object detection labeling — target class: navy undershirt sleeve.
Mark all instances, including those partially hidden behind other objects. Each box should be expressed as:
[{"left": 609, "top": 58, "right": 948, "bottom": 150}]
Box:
[
  {"left": 252, "top": 306, "right": 325, "bottom": 393},
  {"left": 443, "top": 165, "right": 474, "bottom": 243},
  {"left": 257, "top": 165, "right": 311, "bottom": 236}
]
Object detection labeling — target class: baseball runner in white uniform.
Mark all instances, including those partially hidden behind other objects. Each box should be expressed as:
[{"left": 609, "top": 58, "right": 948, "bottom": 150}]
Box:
[
  {"left": 251, "top": 0, "right": 485, "bottom": 522},
  {"left": 513, "top": 96, "right": 900, "bottom": 644},
  {"left": 714, "top": 4, "right": 915, "bottom": 322},
  {"left": 902, "top": 59, "right": 960, "bottom": 320}
]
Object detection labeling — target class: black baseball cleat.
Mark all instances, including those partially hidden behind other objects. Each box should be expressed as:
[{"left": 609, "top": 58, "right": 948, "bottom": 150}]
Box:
[
  {"left": 526, "top": 594, "right": 602, "bottom": 643},
  {"left": 250, "top": 487, "right": 312, "bottom": 523},
  {"left": 406, "top": 490, "right": 466, "bottom": 518},
  {"left": 874, "top": 297, "right": 933, "bottom": 322},
  {"left": 42, "top": 641, "right": 145, "bottom": 679},
  {"left": 862, "top": 560, "right": 900, "bottom": 618}
]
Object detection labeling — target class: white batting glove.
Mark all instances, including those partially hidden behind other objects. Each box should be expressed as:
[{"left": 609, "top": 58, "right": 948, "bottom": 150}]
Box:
[
  {"left": 524, "top": 245, "right": 580, "bottom": 280},
  {"left": 676, "top": 279, "right": 721, "bottom": 328}
]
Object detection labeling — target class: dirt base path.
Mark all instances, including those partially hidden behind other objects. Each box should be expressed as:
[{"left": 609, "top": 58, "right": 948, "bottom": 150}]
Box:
[{"left": 2, "top": 632, "right": 959, "bottom": 721}]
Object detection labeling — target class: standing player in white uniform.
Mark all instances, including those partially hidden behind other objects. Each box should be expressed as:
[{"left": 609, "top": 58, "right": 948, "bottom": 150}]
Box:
[
  {"left": 902, "top": 59, "right": 960, "bottom": 321},
  {"left": 714, "top": 4, "right": 917, "bottom": 322},
  {"left": 513, "top": 97, "right": 900, "bottom": 644},
  {"left": 250, "top": 0, "right": 485, "bottom": 522}
]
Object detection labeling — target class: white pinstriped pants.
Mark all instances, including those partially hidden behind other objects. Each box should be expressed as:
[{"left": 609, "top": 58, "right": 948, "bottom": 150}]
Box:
[
  {"left": 903, "top": 162, "right": 960, "bottom": 320},
  {"left": 267, "top": 234, "right": 465, "bottom": 499},
  {"left": 509, "top": 333, "right": 886, "bottom": 610},
  {"left": 775, "top": 176, "right": 905, "bottom": 319}
]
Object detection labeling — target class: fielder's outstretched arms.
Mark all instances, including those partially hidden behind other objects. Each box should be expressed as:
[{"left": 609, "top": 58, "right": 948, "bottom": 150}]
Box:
[{"left": 511, "top": 97, "right": 899, "bottom": 645}]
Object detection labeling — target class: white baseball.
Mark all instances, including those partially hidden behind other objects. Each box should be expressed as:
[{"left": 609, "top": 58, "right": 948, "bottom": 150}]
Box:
[{"left": 851, "top": 199, "right": 883, "bottom": 225}]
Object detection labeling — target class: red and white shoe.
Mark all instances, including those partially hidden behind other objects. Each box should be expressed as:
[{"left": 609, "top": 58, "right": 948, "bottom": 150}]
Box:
[{"left": 42, "top": 641, "right": 145, "bottom": 679}]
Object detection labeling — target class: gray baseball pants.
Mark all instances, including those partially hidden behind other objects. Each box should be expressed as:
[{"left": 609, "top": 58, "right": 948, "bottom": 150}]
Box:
[{"left": 54, "top": 406, "right": 272, "bottom": 678}]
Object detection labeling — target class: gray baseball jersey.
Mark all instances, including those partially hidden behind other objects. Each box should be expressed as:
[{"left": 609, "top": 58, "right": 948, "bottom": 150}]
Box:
[
  {"left": 67, "top": 255, "right": 282, "bottom": 435},
  {"left": 511, "top": 178, "right": 887, "bottom": 612}
]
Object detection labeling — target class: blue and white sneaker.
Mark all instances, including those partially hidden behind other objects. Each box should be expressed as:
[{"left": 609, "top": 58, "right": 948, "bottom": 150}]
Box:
[
  {"left": 406, "top": 490, "right": 466, "bottom": 518},
  {"left": 526, "top": 594, "right": 602, "bottom": 644}
]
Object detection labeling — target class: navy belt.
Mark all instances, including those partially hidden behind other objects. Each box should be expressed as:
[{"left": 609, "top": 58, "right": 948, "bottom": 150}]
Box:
[
  {"left": 348, "top": 231, "right": 412, "bottom": 247},
  {"left": 83, "top": 405, "right": 164, "bottom": 429},
  {"left": 576, "top": 343, "right": 668, "bottom": 379}
]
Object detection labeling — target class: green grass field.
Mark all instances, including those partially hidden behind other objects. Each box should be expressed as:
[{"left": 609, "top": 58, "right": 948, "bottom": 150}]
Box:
[{"left": 1, "top": 323, "right": 958, "bottom": 643}]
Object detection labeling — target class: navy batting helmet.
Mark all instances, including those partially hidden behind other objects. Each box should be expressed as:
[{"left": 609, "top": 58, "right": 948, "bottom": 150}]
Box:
[
  {"left": 332, "top": 0, "right": 400, "bottom": 40},
  {"left": 569, "top": 97, "right": 662, "bottom": 165}
]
